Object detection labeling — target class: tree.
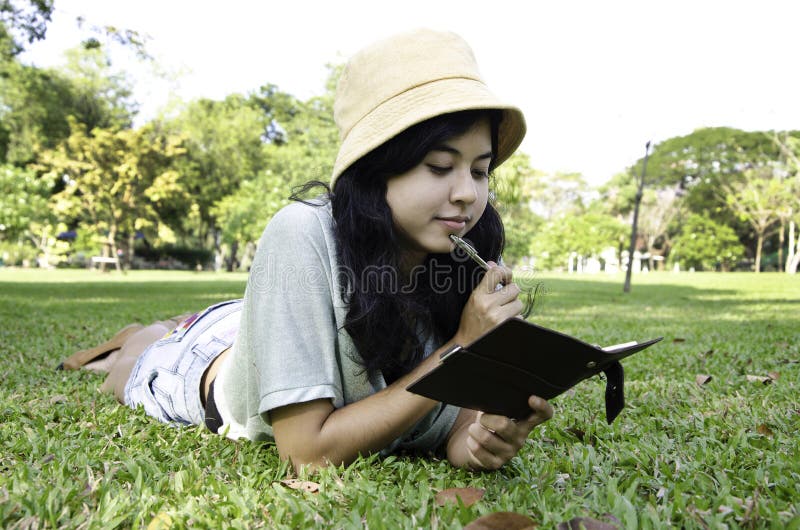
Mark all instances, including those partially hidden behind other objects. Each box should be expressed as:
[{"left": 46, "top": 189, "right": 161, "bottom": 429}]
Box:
[
  {"left": 0, "top": 61, "right": 75, "bottom": 164},
  {"left": 0, "top": 0, "right": 53, "bottom": 59},
  {"left": 212, "top": 87, "right": 340, "bottom": 269},
  {"left": 637, "top": 186, "right": 683, "bottom": 270},
  {"left": 59, "top": 45, "right": 137, "bottom": 131},
  {"left": 531, "top": 211, "right": 626, "bottom": 271},
  {"left": 645, "top": 127, "right": 782, "bottom": 254},
  {"left": 670, "top": 214, "right": 745, "bottom": 271},
  {"left": 526, "top": 170, "right": 590, "bottom": 220},
  {"left": 719, "top": 166, "right": 791, "bottom": 273},
  {"left": 0, "top": 45, "right": 138, "bottom": 165},
  {"left": 0, "top": 163, "right": 55, "bottom": 263},
  {"left": 768, "top": 131, "right": 800, "bottom": 273},
  {"left": 160, "top": 92, "right": 276, "bottom": 263},
  {"left": 210, "top": 69, "right": 343, "bottom": 270},
  {"left": 491, "top": 152, "right": 543, "bottom": 266},
  {"left": 42, "top": 120, "right": 187, "bottom": 270}
]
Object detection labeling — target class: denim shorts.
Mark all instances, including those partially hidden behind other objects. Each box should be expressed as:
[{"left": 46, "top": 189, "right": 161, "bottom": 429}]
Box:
[{"left": 124, "top": 299, "right": 243, "bottom": 426}]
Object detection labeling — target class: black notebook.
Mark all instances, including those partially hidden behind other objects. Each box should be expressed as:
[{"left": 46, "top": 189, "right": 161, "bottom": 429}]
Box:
[{"left": 406, "top": 318, "right": 662, "bottom": 423}]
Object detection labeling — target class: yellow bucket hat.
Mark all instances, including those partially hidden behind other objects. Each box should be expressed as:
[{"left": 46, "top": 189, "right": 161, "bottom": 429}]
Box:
[{"left": 331, "top": 28, "right": 527, "bottom": 186}]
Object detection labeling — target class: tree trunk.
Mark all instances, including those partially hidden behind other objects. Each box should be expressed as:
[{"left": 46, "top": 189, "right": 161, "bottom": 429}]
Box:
[
  {"left": 777, "top": 220, "right": 784, "bottom": 272},
  {"left": 788, "top": 220, "right": 799, "bottom": 274},
  {"left": 127, "top": 231, "right": 136, "bottom": 270},
  {"left": 226, "top": 240, "right": 239, "bottom": 272},
  {"left": 212, "top": 228, "right": 223, "bottom": 272},
  {"left": 754, "top": 233, "right": 763, "bottom": 273}
]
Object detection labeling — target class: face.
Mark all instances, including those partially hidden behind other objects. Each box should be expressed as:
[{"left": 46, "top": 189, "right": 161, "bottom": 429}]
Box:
[{"left": 385, "top": 117, "right": 492, "bottom": 267}]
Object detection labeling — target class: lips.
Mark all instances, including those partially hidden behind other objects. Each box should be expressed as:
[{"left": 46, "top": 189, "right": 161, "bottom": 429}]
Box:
[{"left": 436, "top": 215, "right": 470, "bottom": 231}]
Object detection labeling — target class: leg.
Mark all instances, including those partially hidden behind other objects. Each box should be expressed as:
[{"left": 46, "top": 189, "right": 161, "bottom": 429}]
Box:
[
  {"left": 61, "top": 313, "right": 195, "bottom": 371},
  {"left": 60, "top": 323, "right": 144, "bottom": 370},
  {"left": 100, "top": 322, "right": 174, "bottom": 404}
]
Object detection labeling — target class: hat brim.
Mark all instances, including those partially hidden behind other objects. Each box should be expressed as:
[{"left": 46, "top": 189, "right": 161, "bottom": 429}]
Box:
[{"left": 331, "top": 77, "right": 526, "bottom": 185}]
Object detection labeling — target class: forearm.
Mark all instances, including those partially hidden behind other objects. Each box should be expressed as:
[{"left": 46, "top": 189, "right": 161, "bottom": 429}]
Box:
[{"left": 273, "top": 339, "right": 457, "bottom": 470}]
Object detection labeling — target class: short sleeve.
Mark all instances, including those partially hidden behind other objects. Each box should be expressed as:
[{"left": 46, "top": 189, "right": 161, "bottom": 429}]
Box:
[{"left": 239, "top": 202, "right": 344, "bottom": 421}]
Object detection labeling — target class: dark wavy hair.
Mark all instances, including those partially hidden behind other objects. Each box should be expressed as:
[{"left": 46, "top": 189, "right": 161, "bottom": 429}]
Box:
[{"left": 292, "top": 109, "right": 517, "bottom": 382}]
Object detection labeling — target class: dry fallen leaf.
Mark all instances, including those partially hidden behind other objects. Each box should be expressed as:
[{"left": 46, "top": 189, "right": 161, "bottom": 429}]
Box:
[
  {"left": 695, "top": 374, "right": 713, "bottom": 385},
  {"left": 745, "top": 375, "right": 773, "bottom": 384},
  {"left": 756, "top": 424, "right": 774, "bottom": 437},
  {"left": 435, "top": 487, "right": 485, "bottom": 507},
  {"left": 463, "top": 512, "right": 537, "bottom": 530},
  {"left": 279, "top": 479, "right": 320, "bottom": 493},
  {"left": 767, "top": 371, "right": 780, "bottom": 381},
  {"left": 557, "top": 514, "right": 622, "bottom": 530},
  {"left": 49, "top": 394, "right": 68, "bottom": 405},
  {"left": 672, "top": 338, "right": 686, "bottom": 343}
]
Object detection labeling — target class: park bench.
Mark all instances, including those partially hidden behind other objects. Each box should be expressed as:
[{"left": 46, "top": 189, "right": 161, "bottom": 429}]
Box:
[{"left": 90, "top": 256, "right": 119, "bottom": 268}]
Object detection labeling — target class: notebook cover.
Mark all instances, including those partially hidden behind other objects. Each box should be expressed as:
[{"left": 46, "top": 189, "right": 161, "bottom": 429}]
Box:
[{"left": 406, "top": 318, "right": 662, "bottom": 419}]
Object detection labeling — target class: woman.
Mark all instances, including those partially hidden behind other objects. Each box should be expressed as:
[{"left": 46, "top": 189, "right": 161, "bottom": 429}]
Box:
[{"left": 62, "top": 28, "right": 554, "bottom": 472}]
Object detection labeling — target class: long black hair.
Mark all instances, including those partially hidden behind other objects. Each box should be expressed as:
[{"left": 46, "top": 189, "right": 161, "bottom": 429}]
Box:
[{"left": 292, "top": 110, "right": 507, "bottom": 382}]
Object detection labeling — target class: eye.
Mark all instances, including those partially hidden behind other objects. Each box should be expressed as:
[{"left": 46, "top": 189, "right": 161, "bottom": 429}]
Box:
[
  {"left": 427, "top": 165, "right": 451, "bottom": 175},
  {"left": 472, "top": 168, "right": 490, "bottom": 179}
]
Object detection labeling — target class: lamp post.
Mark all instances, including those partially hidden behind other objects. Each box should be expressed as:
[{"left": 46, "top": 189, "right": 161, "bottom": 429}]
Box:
[{"left": 623, "top": 141, "right": 651, "bottom": 293}]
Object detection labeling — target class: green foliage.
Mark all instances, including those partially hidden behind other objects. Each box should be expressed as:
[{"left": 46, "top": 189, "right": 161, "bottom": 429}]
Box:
[
  {"left": 0, "top": 163, "right": 53, "bottom": 240},
  {"left": 0, "top": 45, "right": 137, "bottom": 165},
  {"left": 0, "top": 0, "right": 53, "bottom": 58},
  {"left": 646, "top": 128, "right": 782, "bottom": 240},
  {"left": 160, "top": 92, "right": 276, "bottom": 241},
  {"left": 59, "top": 46, "right": 137, "bottom": 131},
  {"left": 1, "top": 270, "right": 798, "bottom": 528},
  {"left": 491, "top": 152, "right": 543, "bottom": 265},
  {"left": 670, "top": 214, "right": 745, "bottom": 271},
  {"left": 0, "top": 62, "right": 77, "bottom": 164},
  {"left": 532, "top": 212, "right": 627, "bottom": 271},
  {"left": 41, "top": 119, "right": 188, "bottom": 262},
  {"left": 212, "top": 75, "right": 340, "bottom": 255}
]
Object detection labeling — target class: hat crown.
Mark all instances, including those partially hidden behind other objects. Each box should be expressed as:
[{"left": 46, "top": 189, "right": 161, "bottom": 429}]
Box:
[{"left": 334, "top": 29, "right": 484, "bottom": 142}]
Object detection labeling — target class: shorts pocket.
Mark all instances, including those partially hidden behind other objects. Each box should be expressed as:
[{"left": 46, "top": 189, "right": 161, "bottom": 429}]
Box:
[{"left": 148, "top": 369, "right": 181, "bottom": 423}]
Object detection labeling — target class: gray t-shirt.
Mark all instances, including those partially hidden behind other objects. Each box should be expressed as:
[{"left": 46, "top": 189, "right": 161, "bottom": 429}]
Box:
[{"left": 214, "top": 199, "right": 460, "bottom": 454}]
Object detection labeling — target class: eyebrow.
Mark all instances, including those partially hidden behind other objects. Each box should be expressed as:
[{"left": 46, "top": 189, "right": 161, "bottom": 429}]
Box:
[{"left": 430, "top": 145, "right": 494, "bottom": 161}]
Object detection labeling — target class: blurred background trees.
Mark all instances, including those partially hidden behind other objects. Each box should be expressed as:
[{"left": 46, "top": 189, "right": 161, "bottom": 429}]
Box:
[{"left": 1, "top": 2, "right": 798, "bottom": 273}]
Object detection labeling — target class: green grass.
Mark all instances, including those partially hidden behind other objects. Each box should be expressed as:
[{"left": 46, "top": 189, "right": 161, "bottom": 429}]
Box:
[{"left": 1, "top": 269, "right": 798, "bottom": 529}]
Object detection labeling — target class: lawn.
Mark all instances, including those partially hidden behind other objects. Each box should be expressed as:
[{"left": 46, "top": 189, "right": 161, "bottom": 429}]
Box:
[{"left": 1, "top": 269, "right": 798, "bottom": 529}]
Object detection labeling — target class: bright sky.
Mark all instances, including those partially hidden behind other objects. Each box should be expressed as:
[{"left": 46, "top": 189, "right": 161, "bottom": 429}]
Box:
[{"left": 21, "top": 0, "right": 800, "bottom": 185}]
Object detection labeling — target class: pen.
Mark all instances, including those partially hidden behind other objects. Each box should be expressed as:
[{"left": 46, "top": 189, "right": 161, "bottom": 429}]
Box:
[
  {"left": 450, "top": 234, "right": 507, "bottom": 288},
  {"left": 449, "top": 234, "right": 490, "bottom": 271}
]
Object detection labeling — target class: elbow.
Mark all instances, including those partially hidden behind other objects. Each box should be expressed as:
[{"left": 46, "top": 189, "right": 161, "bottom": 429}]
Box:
[{"left": 277, "top": 445, "right": 349, "bottom": 473}]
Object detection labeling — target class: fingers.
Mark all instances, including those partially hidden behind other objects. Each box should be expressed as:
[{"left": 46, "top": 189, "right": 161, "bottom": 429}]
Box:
[
  {"left": 465, "top": 428, "right": 508, "bottom": 470},
  {"left": 465, "top": 398, "right": 555, "bottom": 471},
  {"left": 478, "top": 397, "right": 554, "bottom": 441},
  {"left": 482, "top": 261, "right": 513, "bottom": 292},
  {"left": 516, "top": 396, "right": 554, "bottom": 427}
]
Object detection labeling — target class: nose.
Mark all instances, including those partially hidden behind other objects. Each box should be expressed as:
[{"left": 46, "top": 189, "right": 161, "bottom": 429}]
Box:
[{"left": 449, "top": 168, "right": 478, "bottom": 205}]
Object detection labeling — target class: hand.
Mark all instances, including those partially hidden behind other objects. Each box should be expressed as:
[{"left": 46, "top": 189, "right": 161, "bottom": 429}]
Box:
[
  {"left": 454, "top": 261, "right": 523, "bottom": 346},
  {"left": 464, "top": 396, "right": 554, "bottom": 471}
]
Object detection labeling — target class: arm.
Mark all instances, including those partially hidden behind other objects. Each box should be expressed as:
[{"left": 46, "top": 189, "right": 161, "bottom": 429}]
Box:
[
  {"left": 271, "top": 337, "right": 454, "bottom": 471},
  {"left": 271, "top": 262, "right": 524, "bottom": 472}
]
